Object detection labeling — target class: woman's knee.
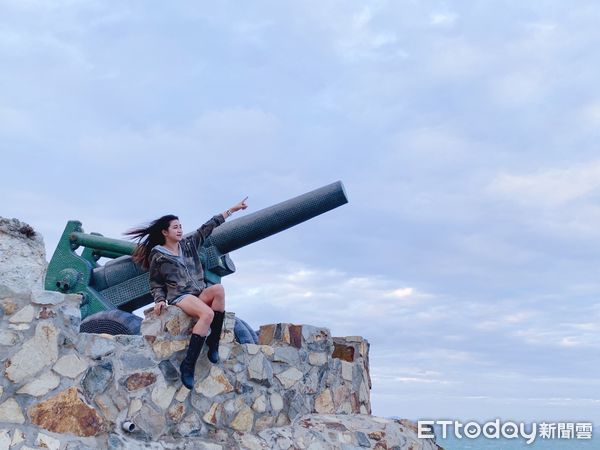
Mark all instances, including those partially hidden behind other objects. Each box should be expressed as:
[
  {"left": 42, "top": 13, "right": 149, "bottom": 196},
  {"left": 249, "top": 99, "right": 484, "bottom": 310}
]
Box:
[
  {"left": 212, "top": 284, "right": 225, "bottom": 299},
  {"left": 198, "top": 307, "right": 214, "bottom": 324}
]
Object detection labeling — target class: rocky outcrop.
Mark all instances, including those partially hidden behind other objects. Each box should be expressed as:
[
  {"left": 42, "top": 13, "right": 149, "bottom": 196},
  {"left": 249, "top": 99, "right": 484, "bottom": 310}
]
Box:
[
  {"left": 0, "top": 218, "right": 46, "bottom": 295},
  {"left": 0, "top": 218, "right": 443, "bottom": 449}
]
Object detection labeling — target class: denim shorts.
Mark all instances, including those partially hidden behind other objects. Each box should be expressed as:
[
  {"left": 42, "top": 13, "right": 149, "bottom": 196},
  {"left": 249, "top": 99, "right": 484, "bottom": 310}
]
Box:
[{"left": 170, "top": 290, "right": 203, "bottom": 306}]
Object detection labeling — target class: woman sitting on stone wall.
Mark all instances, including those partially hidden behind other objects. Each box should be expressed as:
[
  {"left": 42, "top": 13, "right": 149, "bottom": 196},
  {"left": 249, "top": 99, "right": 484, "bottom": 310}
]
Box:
[{"left": 125, "top": 197, "right": 248, "bottom": 389}]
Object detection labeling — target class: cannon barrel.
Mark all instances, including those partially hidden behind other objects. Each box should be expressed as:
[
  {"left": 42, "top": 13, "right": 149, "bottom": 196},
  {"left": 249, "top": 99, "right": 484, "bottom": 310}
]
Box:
[
  {"left": 45, "top": 180, "right": 348, "bottom": 320},
  {"left": 209, "top": 181, "right": 348, "bottom": 254},
  {"left": 70, "top": 232, "right": 135, "bottom": 255}
]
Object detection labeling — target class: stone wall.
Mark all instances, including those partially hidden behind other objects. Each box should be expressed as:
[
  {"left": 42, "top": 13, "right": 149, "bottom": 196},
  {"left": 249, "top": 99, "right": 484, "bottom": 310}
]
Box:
[
  {"left": 0, "top": 218, "right": 443, "bottom": 449},
  {"left": 139, "top": 306, "right": 372, "bottom": 436}
]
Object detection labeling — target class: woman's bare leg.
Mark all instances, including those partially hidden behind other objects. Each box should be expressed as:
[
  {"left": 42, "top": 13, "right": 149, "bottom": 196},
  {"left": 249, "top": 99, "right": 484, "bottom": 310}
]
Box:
[
  {"left": 200, "top": 284, "right": 225, "bottom": 312},
  {"left": 176, "top": 294, "right": 214, "bottom": 335}
]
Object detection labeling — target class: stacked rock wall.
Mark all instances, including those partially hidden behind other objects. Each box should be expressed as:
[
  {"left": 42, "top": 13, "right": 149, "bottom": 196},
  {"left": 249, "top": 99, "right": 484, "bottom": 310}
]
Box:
[
  {"left": 139, "top": 305, "right": 373, "bottom": 437},
  {"left": 0, "top": 218, "right": 443, "bottom": 449}
]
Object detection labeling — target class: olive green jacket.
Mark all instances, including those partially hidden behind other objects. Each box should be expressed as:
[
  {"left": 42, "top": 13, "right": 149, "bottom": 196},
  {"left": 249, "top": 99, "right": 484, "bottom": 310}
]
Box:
[{"left": 149, "top": 214, "right": 225, "bottom": 304}]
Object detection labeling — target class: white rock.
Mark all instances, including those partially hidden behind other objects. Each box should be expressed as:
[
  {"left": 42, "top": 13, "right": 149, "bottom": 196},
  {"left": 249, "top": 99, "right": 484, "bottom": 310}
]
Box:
[
  {"left": 87, "top": 335, "right": 116, "bottom": 359},
  {"left": 5, "top": 322, "right": 59, "bottom": 383},
  {"left": 175, "top": 386, "right": 190, "bottom": 402},
  {"left": 196, "top": 366, "right": 233, "bottom": 398},
  {"left": 308, "top": 352, "right": 327, "bottom": 366},
  {"left": 128, "top": 398, "right": 143, "bottom": 416},
  {"left": 341, "top": 361, "right": 353, "bottom": 381},
  {"left": 8, "top": 305, "right": 35, "bottom": 324},
  {"left": 201, "top": 444, "right": 223, "bottom": 450},
  {"left": 151, "top": 384, "right": 177, "bottom": 410},
  {"left": 270, "top": 393, "right": 284, "bottom": 412},
  {"left": 0, "top": 331, "right": 18, "bottom": 346},
  {"left": 35, "top": 433, "right": 60, "bottom": 450},
  {"left": 248, "top": 353, "right": 268, "bottom": 381},
  {"left": 0, "top": 218, "right": 46, "bottom": 294},
  {"left": 11, "top": 429, "right": 25, "bottom": 447},
  {"left": 0, "top": 399, "right": 25, "bottom": 424},
  {"left": 260, "top": 345, "right": 274, "bottom": 357},
  {"left": 219, "top": 344, "right": 232, "bottom": 361},
  {"left": 17, "top": 371, "right": 60, "bottom": 396},
  {"left": 53, "top": 354, "right": 88, "bottom": 378},
  {"left": 0, "top": 430, "right": 11, "bottom": 450},
  {"left": 31, "top": 290, "right": 66, "bottom": 305},
  {"left": 239, "top": 434, "right": 265, "bottom": 450},
  {"left": 230, "top": 405, "right": 254, "bottom": 432},
  {"left": 252, "top": 395, "right": 267, "bottom": 413},
  {"left": 245, "top": 344, "right": 259, "bottom": 355},
  {"left": 8, "top": 324, "right": 29, "bottom": 331},
  {"left": 306, "top": 442, "right": 329, "bottom": 450},
  {"left": 275, "top": 367, "right": 303, "bottom": 389}
]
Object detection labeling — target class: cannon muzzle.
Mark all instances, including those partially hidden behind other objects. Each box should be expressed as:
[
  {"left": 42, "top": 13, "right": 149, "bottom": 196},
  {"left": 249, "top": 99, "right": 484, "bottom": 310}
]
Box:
[{"left": 209, "top": 181, "right": 348, "bottom": 254}]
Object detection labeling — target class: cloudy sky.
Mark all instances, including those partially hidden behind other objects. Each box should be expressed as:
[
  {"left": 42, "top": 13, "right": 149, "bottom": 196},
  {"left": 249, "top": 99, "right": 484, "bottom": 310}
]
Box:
[{"left": 2, "top": 0, "right": 600, "bottom": 425}]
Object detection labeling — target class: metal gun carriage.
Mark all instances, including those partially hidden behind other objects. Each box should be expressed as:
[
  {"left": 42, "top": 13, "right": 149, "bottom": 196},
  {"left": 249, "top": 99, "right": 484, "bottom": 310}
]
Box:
[{"left": 45, "top": 181, "right": 348, "bottom": 342}]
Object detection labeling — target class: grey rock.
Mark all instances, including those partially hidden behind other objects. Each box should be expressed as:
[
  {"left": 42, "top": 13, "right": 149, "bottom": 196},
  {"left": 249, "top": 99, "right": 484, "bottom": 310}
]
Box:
[
  {"left": 122, "top": 355, "right": 155, "bottom": 371},
  {"left": 115, "top": 334, "right": 145, "bottom": 346},
  {"left": 273, "top": 347, "right": 300, "bottom": 366},
  {"left": 64, "top": 441, "right": 95, "bottom": 450},
  {"left": 0, "top": 330, "right": 18, "bottom": 346},
  {"left": 355, "top": 431, "right": 371, "bottom": 447},
  {"left": 177, "top": 412, "right": 204, "bottom": 438},
  {"left": 82, "top": 362, "right": 113, "bottom": 397},
  {"left": 247, "top": 352, "right": 273, "bottom": 387},
  {"left": 59, "top": 302, "right": 81, "bottom": 331},
  {"left": 235, "top": 381, "right": 254, "bottom": 395},
  {"left": 301, "top": 325, "right": 332, "bottom": 352},
  {"left": 107, "top": 433, "right": 124, "bottom": 449},
  {"left": 87, "top": 336, "right": 116, "bottom": 360},
  {"left": 288, "top": 390, "right": 311, "bottom": 421},
  {"left": 158, "top": 360, "right": 179, "bottom": 383},
  {"left": 132, "top": 404, "right": 166, "bottom": 440}
]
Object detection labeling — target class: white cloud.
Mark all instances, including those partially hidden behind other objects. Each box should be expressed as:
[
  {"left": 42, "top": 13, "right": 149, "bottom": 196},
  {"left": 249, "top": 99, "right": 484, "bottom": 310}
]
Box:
[
  {"left": 332, "top": 5, "right": 406, "bottom": 63},
  {"left": 488, "top": 160, "right": 600, "bottom": 208},
  {"left": 224, "top": 257, "right": 437, "bottom": 339},
  {"left": 385, "top": 287, "right": 414, "bottom": 298},
  {"left": 430, "top": 12, "right": 458, "bottom": 27}
]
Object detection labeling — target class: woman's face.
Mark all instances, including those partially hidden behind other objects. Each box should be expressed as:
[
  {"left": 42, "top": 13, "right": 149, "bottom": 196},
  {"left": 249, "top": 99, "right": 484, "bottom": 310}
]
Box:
[{"left": 163, "top": 219, "right": 183, "bottom": 242}]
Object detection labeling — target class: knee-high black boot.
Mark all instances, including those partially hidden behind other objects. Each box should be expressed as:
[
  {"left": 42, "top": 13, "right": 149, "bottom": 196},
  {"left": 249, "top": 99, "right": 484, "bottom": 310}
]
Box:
[
  {"left": 206, "top": 311, "right": 225, "bottom": 364},
  {"left": 180, "top": 333, "right": 206, "bottom": 389}
]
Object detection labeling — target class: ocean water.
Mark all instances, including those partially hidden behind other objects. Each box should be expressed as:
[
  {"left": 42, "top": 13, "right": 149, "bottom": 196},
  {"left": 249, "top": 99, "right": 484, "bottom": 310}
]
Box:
[{"left": 437, "top": 430, "right": 598, "bottom": 450}]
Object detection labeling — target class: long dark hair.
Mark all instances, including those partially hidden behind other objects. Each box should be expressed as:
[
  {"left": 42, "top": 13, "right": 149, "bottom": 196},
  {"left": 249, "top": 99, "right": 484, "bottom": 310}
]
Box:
[{"left": 124, "top": 214, "right": 178, "bottom": 269}]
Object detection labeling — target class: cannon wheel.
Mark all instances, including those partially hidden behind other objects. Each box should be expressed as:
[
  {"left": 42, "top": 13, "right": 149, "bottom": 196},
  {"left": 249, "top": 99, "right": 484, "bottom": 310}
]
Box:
[
  {"left": 80, "top": 310, "right": 142, "bottom": 335},
  {"left": 80, "top": 310, "right": 258, "bottom": 344}
]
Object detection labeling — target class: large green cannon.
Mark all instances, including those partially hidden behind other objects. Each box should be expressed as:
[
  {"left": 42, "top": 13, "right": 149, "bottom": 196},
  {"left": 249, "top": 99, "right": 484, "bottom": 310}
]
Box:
[{"left": 45, "top": 181, "right": 348, "bottom": 339}]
